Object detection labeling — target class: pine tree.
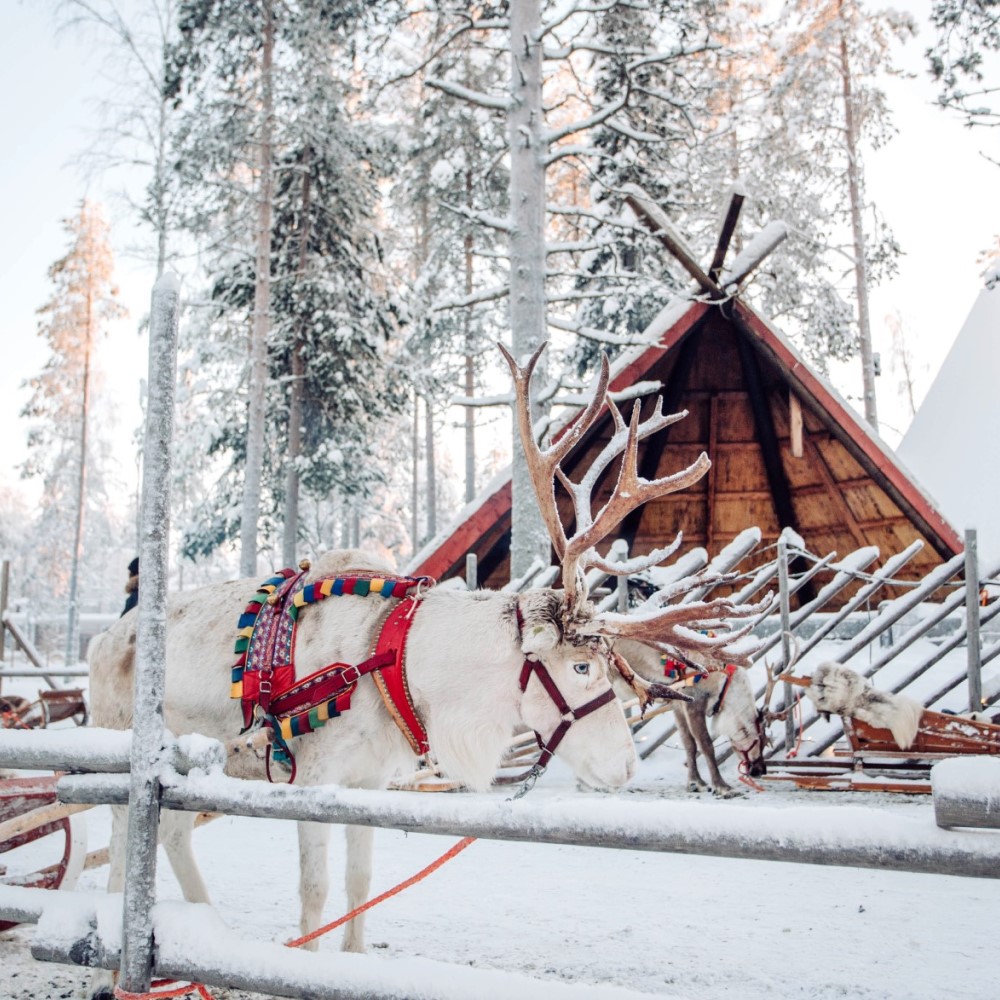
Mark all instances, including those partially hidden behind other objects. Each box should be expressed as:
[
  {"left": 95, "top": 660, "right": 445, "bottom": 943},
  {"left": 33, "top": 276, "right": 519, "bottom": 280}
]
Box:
[
  {"left": 169, "top": 1, "right": 402, "bottom": 566},
  {"left": 21, "top": 200, "right": 126, "bottom": 660}
]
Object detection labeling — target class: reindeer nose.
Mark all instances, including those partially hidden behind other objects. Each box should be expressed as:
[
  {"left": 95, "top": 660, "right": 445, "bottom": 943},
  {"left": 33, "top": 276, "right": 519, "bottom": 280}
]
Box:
[{"left": 748, "top": 759, "right": 766, "bottom": 777}]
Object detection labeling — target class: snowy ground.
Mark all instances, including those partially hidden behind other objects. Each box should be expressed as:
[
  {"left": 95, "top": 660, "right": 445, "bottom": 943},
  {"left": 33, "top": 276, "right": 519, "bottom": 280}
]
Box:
[{"left": 3, "top": 631, "right": 1000, "bottom": 1000}]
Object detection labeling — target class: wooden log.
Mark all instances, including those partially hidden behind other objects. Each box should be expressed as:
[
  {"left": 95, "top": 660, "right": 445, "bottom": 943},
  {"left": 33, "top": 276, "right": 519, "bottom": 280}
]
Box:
[{"left": 933, "top": 756, "right": 1000, "bottom": 829}]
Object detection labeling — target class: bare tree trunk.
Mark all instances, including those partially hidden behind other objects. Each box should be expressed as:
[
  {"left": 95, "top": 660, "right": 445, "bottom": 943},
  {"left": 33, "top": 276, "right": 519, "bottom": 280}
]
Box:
[
  {"left": 464, "top": 169, "right": 476, "bottom": 505},
  {"left": 411, "top": 392, "right": 419, "bottom": 555},
  {"left": 508, "top": 0, "right": 549, "bottom": 579},
  {"left": 240, "top": 1, "right": 275, "bottom": 578},
  {"left": 65, "top": 282, "right": 93, "bottom": 666},
  {"left": 839, "top": 5, "right": 878, "bottom": 430},
  {"left": 282, "top": 153, "right": 312, "bottom": 568},
  {"left": 425, "top": 395, "right": 437, "bottom": 539}
]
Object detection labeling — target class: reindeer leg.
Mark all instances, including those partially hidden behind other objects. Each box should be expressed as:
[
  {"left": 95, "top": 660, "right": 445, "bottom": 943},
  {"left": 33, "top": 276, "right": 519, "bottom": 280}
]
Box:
[
  {"left": 689, "top": 708, "right": 737, "bottom": 797},
  {"left": 88, "top": 805, "right": 128, "bottom": 999},
  {"left": 675, "top": 708, "right": 708, "bottom": 793},
  {"left": 297, "top": 820, "right": 332, "bottom": 952},
  {"left": 341, "top": 824, "right": 374, "bottom": 953},
  {"left": 160, "top": 809, "right": 211, "bottom": 904}
]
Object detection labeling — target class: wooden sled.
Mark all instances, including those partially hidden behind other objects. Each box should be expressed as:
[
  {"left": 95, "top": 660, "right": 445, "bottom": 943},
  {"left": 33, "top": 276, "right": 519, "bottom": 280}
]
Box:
[
  {"left": 0, "top": 775, "right": 88, "bottom": 931},
  {"left": 763, "top": 708, "right": 1000, "bottom": 795},
  {"left": 1, "top": 689, "right": 88, "bottom": 730}
]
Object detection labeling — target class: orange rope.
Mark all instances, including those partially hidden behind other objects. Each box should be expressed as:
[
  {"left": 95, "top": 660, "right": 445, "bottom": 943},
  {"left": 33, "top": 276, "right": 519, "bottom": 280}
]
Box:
[
  {"left": 113, "top": 979, "right": 212, "bottom": 999},
  {"left": 111, "top": 835, "right": 476, "bottom": 1000},
  {"left": 286, "top": 836, "right": 476, "bottom": 949}
]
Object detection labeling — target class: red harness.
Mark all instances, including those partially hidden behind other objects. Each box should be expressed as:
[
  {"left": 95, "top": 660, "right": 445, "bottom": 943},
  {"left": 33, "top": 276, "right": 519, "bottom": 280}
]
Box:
[{"left": 235, "top": 570, "right": 431, "bottom": 781}]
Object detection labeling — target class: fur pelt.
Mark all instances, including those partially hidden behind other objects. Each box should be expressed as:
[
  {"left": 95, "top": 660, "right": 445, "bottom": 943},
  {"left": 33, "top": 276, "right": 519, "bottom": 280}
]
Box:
[{"left": 803, "top": 663, "right": 924, "bottom": 750}]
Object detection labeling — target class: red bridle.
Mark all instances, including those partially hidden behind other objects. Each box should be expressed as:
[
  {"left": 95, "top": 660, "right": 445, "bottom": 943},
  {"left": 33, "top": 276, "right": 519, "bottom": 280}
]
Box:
[{"left": 496, "top": 655, "right": 617, "bottom": 796}]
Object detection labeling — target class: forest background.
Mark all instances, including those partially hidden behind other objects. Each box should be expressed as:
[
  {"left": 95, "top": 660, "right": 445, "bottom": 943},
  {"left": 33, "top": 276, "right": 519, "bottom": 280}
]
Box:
[{"left": 0, "top": 0, "right": 997, "bottom": 662}]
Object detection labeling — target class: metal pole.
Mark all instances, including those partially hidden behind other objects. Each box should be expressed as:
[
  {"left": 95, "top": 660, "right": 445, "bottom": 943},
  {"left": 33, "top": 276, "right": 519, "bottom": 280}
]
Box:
[
  {"left": 119, "top": 273, "right": 180, "bottom": 993},
  {"left": 777, "top": 535, "right": 795, "bottom": 752},
  {"left": 966, "top": 528, "right": 983, "bottom": 712},
  {"left": 465, "top": 553, "right": 477, "bottom": 590}
]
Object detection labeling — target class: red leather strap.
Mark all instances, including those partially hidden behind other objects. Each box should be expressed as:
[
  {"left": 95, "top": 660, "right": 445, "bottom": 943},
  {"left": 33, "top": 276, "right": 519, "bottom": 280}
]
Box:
[{"left": 371, "top": 599, "right": 429, "bottom": 756}]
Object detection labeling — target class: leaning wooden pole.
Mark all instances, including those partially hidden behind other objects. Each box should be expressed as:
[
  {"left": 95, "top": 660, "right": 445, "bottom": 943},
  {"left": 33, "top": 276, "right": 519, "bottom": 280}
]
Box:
[
  {"left": 118, "top": 272, "right": 179, "bottom": 993},
  {"left": 965, "top": 529, "right": 983, "bottom": 712}
]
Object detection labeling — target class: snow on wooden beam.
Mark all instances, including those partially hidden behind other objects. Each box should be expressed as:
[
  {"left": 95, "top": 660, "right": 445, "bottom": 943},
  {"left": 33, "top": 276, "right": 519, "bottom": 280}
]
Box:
[
  {"left": 621, "top": 184, "right": 724, "bottom": 299},
  {"left": 56, "top": 769, "right": 1000, "bottom": 879},
  {"left": 0, "top": 728, "right": 133, "bottom": 772},
  {"left": 718, "top": 221, "right": 788, "bottom": 289},
  {"left": 933, "top": 757, "right": 1000, "bottom": 830},
  {"left": 19, "top": 891, "right": 654, "bottom": 1000}
]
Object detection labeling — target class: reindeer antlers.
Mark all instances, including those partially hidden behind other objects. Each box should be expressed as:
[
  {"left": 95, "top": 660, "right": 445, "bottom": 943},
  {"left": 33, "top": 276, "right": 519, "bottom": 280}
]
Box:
[{"left": 498, "top": 341, "right": 711, "bottom": 613}]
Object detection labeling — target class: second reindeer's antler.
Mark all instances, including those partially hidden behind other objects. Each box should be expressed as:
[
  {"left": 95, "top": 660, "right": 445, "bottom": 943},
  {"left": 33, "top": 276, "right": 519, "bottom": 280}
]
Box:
[
  {"left": 499, "top": 340, "right": 769, "bottom": 667},
  {"left": 499, "top": 341, "right": 709, "bottom": 614}
]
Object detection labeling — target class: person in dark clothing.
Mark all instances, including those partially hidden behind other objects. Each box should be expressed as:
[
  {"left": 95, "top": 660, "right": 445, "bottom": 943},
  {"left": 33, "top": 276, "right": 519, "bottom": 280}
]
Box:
[{"left": 121, "top": 557, "right": 139, "bottom": 616}]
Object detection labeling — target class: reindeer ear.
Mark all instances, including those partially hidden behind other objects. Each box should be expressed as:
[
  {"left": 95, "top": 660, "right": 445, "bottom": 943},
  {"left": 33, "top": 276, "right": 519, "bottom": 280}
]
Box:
[{"left": 517, "top": 591, "right": 563, "bottom": 656}]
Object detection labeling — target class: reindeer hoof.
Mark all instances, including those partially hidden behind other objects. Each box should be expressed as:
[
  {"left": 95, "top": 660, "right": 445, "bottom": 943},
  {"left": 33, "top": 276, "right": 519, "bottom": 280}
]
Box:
[
  {"left": 712, "top": 785, "right": 742, "bottom": 799},
  {"left": 686, "top": 781, "right": 707, "bottom": 793}
]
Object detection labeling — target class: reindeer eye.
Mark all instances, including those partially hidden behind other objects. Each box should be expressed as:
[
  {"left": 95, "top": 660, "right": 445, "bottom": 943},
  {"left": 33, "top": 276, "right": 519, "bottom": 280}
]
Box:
[{"left": 573, "top": 662, "right": 590, "bottom": 675}]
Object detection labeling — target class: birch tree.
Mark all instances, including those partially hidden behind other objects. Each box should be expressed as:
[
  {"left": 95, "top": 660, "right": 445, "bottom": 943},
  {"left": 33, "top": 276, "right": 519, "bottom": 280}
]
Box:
[
  {"left": 778, "top": 0, "right": 914, "bottom": 429},
  {"left": 394, "top": 1, "right": 717, "bottom": 578}
]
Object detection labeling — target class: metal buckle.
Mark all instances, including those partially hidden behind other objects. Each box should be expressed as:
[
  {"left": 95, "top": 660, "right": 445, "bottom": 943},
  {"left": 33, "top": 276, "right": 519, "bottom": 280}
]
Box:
[
  {"left": 259, "top": 678, "right": 272, "bottom": 696},
  {"left": 340, "top": 664, "right": 361, "bottom": 686}
]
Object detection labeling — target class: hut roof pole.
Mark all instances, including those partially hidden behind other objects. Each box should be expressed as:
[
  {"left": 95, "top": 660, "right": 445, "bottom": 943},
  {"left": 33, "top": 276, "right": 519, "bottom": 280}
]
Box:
[
  {"left": 708, "top": 191, "right": 745, "bottom": 282},
  {"left": 622, "top": 185, "right": 724, "bottom": 300}
]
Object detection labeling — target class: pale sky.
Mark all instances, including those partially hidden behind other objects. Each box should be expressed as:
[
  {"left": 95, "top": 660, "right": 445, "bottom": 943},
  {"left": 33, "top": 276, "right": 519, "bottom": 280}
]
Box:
[{"left": 0, "top": 0, "right": 997, "bottom": 505}]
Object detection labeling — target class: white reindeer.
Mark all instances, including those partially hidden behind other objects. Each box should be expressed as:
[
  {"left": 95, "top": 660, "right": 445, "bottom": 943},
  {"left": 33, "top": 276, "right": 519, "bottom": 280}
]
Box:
[
  {"left": 86, "top": 344, "right": 762, "bottom": 998},
  {"left": 615, "top": 640, "right": 768, "bottom": 796}
]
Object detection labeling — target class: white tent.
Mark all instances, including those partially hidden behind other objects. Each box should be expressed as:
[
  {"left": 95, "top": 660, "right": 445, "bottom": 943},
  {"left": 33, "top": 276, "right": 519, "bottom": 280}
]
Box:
[{"left": 898, "top": 284, "right": 1000, "bottom": 570}]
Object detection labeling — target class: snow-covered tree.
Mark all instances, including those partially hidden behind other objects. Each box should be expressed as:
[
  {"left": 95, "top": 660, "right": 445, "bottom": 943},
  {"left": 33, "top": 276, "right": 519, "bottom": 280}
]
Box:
[
  {"left": 169, "top": 1, "right": 402, "bottom": 567},
  {"left": 392, "top": 1, "right": 718, "bottom": 578},
  {"left": 57, "top": 0, "right": 180, "bottom": 277},
  {"left": 774, "top": 0, "right": 914, "bottom": 429},
  {"left": 928, "top": 0, "right": 1000, "bottom": 139},
  {"left": 20, "top": 200, "right": 127, "bottom": 659}
]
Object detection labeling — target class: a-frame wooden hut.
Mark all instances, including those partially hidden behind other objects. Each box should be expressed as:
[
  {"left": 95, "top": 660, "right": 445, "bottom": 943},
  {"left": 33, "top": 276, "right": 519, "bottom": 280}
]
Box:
[{"left": 408, "top": 191, "right": 962, "bottom": 601}]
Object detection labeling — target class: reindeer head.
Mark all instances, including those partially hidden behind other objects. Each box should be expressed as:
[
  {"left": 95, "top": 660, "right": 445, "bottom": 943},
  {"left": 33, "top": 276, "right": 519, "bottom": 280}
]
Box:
[{"left": 501, "top": 342, "right": 769, "bottom": 788}]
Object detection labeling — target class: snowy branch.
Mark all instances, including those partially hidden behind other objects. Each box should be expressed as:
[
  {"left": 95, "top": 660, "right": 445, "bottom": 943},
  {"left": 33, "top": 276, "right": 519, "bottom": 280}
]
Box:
[
  {"left": 440, "top": 201, "right": 511, "bottom": 233},
  {"left": 543, "top": 91, "right": 629, "bottom": 144},
  {"left": 425, "top": 77, "right": 510, "bottom": 111},
  {"left": 431, "top": 284, "right": 509, "bottom": 312},
  {"left": 547, "top": 315, "right": 659, "bottom": 348}
]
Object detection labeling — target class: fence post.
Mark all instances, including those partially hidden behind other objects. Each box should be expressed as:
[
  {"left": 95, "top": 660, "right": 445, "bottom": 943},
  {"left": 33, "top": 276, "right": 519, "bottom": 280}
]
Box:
[
  {"left": 465, "top": 553, "right": 478, "bottom": 590},
  {"left": 965, "top": 528, "right": 983, "bottom": 712},
  {"left": 118, "top": 273, "right": 180, "bottom": 994},
  {"left": 777, "top": 535, "right": 795, "bottom": 752},
  {"left": 0, "top": 560, "right": 8, "bottom": 693}
]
